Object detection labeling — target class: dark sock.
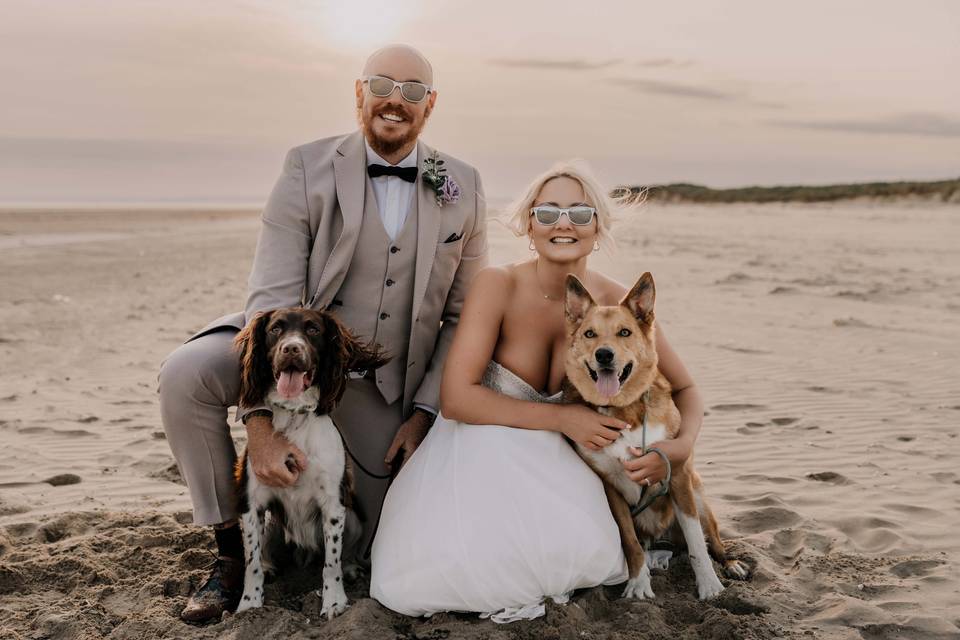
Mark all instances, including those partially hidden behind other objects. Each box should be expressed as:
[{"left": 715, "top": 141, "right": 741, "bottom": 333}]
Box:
[{"left": 214, "top": 524, "right": 244, "bottom": 560}]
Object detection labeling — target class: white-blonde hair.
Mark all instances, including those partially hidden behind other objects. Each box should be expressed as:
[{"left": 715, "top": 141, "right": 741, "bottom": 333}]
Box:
[{"left": 501, "top": 159, "right": 636, "bottom": 252}]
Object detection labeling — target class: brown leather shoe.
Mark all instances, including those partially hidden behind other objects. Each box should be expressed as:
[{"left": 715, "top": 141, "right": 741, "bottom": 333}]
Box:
[{"left": 180, "top": 556, "right": 244, "bottom": 624}]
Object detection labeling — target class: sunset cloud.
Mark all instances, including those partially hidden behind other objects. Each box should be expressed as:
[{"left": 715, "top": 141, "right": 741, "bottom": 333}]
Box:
[
  {"left": 488, "top": 58, "right": 621, "bottom": 71},
  {"left": 770, "top": 112, "right": 960, "bottom": 138},
  {"left": 606, "top": 77, "right": 738, "bottom": 101}
]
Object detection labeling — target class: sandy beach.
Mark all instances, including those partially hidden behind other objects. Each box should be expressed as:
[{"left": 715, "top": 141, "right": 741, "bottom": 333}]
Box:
[{"left": 1, "top": 201, "right": 958, "bottom": 639}]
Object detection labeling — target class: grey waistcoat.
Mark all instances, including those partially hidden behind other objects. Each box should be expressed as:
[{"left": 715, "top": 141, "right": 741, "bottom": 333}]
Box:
[{"left": 331, "top": 179, "right": 417, "bottom": 405}]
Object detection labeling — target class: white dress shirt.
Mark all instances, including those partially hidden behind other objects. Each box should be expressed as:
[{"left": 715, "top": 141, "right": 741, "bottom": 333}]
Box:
[{"left": 365, "top": 141, "right": 417, "bottom": 242}]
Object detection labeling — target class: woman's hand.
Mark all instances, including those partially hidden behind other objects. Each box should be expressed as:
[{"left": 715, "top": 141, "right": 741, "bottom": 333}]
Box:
[
  {"left": 557, "top": 404, "right": 629, "bottom": 450},
  {"left": 622, "top": 438, "right": 692, "bottom": 486}
]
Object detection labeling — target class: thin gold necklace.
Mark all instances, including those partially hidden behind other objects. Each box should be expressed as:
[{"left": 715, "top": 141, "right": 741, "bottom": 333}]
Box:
[{"left": 534, "top": 259, "right": 564, "bottom": 302}]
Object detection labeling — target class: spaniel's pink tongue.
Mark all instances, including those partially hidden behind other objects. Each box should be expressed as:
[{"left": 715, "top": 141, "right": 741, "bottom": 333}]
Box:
[
  {"left": 596, "top": 370, "right": 621, "bottom": 399},
  {"left": 277, "top": 370, "right": 306, "bottom": 399}
]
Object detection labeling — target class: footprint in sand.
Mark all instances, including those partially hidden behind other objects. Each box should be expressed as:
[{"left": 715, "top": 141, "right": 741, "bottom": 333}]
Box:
[
  {"left": 736, "top": 473, "right": 798, "bottom": 485},
  {"left": 733, "top": 507, "right": 803, "bottom": 534},
  {"left": 711, "top": 403, "right": 768, "bottom": 411},
  {"left": 768, "top": 286, "right": 796, "bottom": 295},
  {"left": 16, "top": 426, "right": 53, "bottom": 435},
  {"left": 833, "top": 317, "right": 873, "bottom": 328},
  {"left": 771, "top": 417, "right": 799, "bottom": 426},
  {"left": 44, "top": 474, "right": 81, "bottom": 487},
  {"left": 715, "top": 272, "right": 752, "bottom": 285},
  {"left": 805, "top": 471, "right": 852, "bottom": 485},
  {"left": 889, "top": 559, "right": 944, "bottom": 578},
  {"left": 56, "top": 429, "right": 98, "bottom": 437}
]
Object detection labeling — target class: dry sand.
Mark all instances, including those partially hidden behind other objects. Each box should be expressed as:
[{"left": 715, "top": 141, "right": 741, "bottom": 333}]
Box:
[{"left": 0, "top": 202, "right": 958, "bottom": 639}]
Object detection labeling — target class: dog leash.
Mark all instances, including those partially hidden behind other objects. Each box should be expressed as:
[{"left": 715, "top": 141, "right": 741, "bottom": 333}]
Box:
[
  {"left": 329, "top": 417, "right": 394, "bottom": 480},
  {"left": 629, "top": 390, "right": 672, "bottom": 518}
]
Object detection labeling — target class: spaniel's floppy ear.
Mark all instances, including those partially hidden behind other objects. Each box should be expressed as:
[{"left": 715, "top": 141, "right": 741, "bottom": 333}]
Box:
[
  {"left": 322, "top": 313, "right": 390, "bottom": 376},
  {"left": 310, "top": 314, "right": 384, "bottom": 414},
  {"left": 344, "top": 334, "right": 390, "bottom": 375},
  {"left": 234, "top": 311, "right": 274, "bottom": 408},
  {"left": 621, "top": 272, "right": 656, "bottom": 326},
  {"left": 565, "top": 274, "right": 596, "bottom": 331}
]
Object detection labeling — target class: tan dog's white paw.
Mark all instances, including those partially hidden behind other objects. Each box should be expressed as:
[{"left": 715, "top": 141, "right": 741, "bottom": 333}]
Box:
[
  {"left": 696, "top": 573, "right": 725, "bottom": 600},
  {"left": 622, "top": 565, "right": 655, "bottom": 599},
  {"left": 724, "top": 559, "right": 751, "bottom": 580}
]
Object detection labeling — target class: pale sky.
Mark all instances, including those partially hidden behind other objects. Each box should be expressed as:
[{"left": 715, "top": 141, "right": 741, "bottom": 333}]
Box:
[{"left": 1, "top": 0, "right": 957, "bottom": 203}]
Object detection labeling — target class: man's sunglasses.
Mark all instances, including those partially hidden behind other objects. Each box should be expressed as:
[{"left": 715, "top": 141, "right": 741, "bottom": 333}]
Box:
[
  {"left": 362, "top": 75, "right": 433, "bottom": 103},
  {"left": 530, "top": 205, "right": 597, "bottom": 226}
]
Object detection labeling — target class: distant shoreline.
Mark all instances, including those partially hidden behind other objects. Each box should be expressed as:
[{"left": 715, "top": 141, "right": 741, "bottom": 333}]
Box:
[
  {"left": 2, "top": 178, "right": 958, "bottom": 211},
  {"left": 625, "top": 178, "right": 960, "bottom": 204}
]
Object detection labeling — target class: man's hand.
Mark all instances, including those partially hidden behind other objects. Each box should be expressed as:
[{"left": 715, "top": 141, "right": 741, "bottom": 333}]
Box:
[
  {"left": 384, "top": 410, "right": 433, "bottom": 471},
  {"left": 245, "top": 414, "right": 307, "bottom": 488}
]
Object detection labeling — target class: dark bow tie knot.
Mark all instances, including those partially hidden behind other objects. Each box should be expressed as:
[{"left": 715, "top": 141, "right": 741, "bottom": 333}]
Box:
[{"left": 367, "top": 164, "right": 418, "bottom": 183}]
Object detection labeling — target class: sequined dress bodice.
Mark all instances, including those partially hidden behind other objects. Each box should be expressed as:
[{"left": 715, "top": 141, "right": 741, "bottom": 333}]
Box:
[{"left": 481, "top": 361, "right": 563, "bottom": 404}]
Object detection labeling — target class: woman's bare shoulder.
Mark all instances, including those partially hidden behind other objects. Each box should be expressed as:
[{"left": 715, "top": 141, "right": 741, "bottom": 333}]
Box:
[
  {"left": 588, "top": 270, "right": 629, "bottom": 305},
  {"left": 470, "top": 265, "right": 520, "bottom": 305}
]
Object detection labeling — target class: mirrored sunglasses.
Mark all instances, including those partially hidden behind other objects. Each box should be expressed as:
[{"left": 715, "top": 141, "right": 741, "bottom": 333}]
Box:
[
  {"left": 363, "top": 75, "right": 432, "bottom": 103},
  {"left": 530, "top": 205, "right": 597, "bottom": 226}
]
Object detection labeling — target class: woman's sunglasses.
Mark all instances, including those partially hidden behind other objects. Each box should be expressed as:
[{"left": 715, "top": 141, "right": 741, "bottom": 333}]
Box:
[
  {"left": 530, "top": 205, "right": 597, "bottom": 226},
  {"left": 362, "top": 75, "right": 433, "bottom": 103}
]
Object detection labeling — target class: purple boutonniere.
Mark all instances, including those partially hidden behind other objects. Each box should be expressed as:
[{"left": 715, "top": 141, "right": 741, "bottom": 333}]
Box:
[{"left": 422, "top": 150, "right": 461, "bottom": 207}]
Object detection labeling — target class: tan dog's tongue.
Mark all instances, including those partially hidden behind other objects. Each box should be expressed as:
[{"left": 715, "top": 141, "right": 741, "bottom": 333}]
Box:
[
  {"left": 277, "top": 370, "right": 306, "bottom": 399},
  {"left": 596, "top": 370, "right": 621, "bottom": 399}
]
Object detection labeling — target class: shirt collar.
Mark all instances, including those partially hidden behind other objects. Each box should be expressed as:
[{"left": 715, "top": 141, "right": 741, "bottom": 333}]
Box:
[{"left": 365, "top": 139, "right": 418, "bottom": 169}]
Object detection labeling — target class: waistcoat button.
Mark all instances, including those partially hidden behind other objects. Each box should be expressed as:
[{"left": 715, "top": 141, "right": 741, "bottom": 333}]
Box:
[
  {"left": 380, "top": 312, "right": 390, "bottom": 320},
  {"left": 385, "top": 278, "right": 395, "bottom": 287},
  {"left": 390, "top": 246, "right": 399, "bottom": 254}
]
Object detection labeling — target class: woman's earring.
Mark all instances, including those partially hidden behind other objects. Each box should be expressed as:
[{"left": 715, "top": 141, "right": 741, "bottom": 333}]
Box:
[
  {"left": 529, "top": 239, "right": 536, "bottom": 251},
  {"left": 593, "top": 241, "right": 600, "bottom": 252}
]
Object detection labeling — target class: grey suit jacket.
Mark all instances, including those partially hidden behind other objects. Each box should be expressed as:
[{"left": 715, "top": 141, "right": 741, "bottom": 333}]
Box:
[{"left": 193, "top": 130, "right": 488, "bottom": 416}]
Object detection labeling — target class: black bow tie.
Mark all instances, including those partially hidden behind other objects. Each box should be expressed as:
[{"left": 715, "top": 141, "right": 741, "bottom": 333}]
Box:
[{"left": 367, "top": 164, "right": 417, "bottom": 183}]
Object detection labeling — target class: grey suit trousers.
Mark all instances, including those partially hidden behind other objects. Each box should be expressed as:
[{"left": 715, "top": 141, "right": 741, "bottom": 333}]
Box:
[{"left": 158, "top": 328, "right": 403, "bottom": 556}]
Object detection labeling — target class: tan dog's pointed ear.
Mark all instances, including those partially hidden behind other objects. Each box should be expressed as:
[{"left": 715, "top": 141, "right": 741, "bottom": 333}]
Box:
[
  {"left": 621, "top": 272, "right": 656, "bottom": 326},
  {"left": 565, "top": 274, "right": 596, "bottom": 330}
]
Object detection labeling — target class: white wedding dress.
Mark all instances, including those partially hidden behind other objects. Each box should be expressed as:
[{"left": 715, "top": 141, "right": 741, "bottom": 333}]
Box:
[{"left": 370, "top": 361, "right": 627, "bottom": 623}]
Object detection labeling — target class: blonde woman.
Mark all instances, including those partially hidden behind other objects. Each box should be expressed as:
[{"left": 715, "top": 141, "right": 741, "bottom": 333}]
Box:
[{"left": 371, "top": 161, "right": 705, "bottom": 621}]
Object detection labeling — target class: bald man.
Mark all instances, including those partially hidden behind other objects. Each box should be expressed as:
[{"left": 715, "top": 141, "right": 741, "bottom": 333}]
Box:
[{"left": 158, "top": 44, "right": 488, "bottom": 623}]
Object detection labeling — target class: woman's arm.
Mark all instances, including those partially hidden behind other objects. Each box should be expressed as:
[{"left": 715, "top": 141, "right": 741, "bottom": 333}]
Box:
[
  {"left": 623, "top": 321, "right": 705, "bottom": 483},
  {"left": 439, "top": 267, "right": 628, "bottom": 449}
]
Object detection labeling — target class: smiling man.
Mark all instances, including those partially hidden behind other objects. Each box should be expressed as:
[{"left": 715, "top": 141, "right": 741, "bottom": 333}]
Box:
[{"left": 158, "top": 44, "right": 488, "bottom": 624}]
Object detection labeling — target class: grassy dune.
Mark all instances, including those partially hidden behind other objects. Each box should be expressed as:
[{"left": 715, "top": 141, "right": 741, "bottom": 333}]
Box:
[{"left": 622, "top": 178, "right": 960, "bottom": 204}]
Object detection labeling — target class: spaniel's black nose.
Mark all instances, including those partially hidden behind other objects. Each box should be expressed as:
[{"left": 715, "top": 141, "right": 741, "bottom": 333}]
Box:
[
  {"left": 282, "top": 343, "right": 302, "bottom": 356},
  {"left": 595, "top": 347, "right": 615, "bottom": 366}
]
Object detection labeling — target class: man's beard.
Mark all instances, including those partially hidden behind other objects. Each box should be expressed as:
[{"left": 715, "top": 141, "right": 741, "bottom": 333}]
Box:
[{"left": 359, "top": 104, "right": 428, "bottom": 158}]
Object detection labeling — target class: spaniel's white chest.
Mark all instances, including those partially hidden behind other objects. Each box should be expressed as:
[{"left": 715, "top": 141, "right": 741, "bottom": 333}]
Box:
[{"left": 247, "top": 409, "right": 346, "bottom": 546}]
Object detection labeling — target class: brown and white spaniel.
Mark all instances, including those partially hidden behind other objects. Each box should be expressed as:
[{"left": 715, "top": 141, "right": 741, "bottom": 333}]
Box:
[{"left": 232, "top": 307, "right": 388, "bottom": 619}]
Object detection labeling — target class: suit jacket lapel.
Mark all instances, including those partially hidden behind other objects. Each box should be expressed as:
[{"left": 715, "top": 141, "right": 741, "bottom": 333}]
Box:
[
  {"left": 412, "top": 140, "right": 442, "bottom": 323},
  {"left": 317, "top": 131, "right": 366, "bottom": 308}
]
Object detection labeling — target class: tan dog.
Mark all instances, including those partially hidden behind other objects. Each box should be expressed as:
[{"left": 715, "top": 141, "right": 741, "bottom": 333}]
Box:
[{"left": 562, "top": 272, "right": 749, "bottom": 600}]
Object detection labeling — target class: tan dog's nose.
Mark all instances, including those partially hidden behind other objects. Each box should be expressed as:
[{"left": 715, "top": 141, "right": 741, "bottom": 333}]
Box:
[{"left": 595, "top": 347, "right": 615, "bottom": 366}]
